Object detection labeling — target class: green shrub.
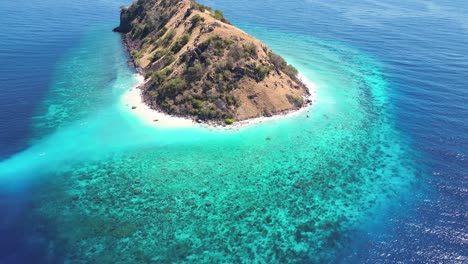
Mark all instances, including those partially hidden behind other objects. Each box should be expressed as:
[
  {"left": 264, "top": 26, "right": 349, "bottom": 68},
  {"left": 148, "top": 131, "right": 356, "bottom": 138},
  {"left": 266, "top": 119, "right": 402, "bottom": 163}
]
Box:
[
  {"left": 224, "top": 118, "right": 234, "bottom": 125},
  {"left": 191, "top": 1, "right": 211, "bottom": 12},
  {"left": 148, "top": 90, "right": 158, "bottom": 98},
  {"left": 145, "top": 71, "right": 155, "bottom": 79},
  {"left": 160, "top": 100, "right": 170, "bottom": 109},
  {"left": 283, "top": 64, "right": 298, "bottom": 79},
  {"left": 213, "top": 10, "right": 225, "bottom": 22},
  {"left": 151, "top": 50, "right": 165, "bottom": 62},
  {"left": 191, "top": 14, "right": 203, "bottom": 25},
  {"left": 155, "top": 26, "right": 168, "bottom": 39},
  {"left": 201, "top": 35, "right": 228, "bottom": 56},
  {"left": 214, "top": 47, "right": 224, "bottom": 56},
  {"left": 222, "top": 70, "right": 232, "bottom": 80},
  {"left": 171, "top": 34, "right": 190, "bottom": 53},
  {"left": 227, "top": 44, "right": 245, "bottom": 60},
  {"left": 225, "top": 95, "right": 238, "bottom": 106},
  {"left": 131, "top": 50, "right": 142, "bottom": 60},
  {"left": 256, "top": 65, "right": 273, "bottom": 81},
  {"left": 162, "top": 29, "right": 176, "bottom": 46},
  {"left": 189, "top": 14, "right": 204, "bottom": 32},
  {"left": 243, "top": 42, "right": 257, "bottom": 57},
  {"left": 142, "top": 36, "right": 153, "bottom": 45},
  {"left": 269, "top": 52, "right": 298, "bottom": 79},
  {"left": 131, "top": 23, "right": 153, "bottom": 40},
  {"left": 212, "top": 10, "right": 229, "bottom": 23},
  {"left": 163, "top": 53, "right": 175, "bottom": 67},
  {"left": 203, "top": 35, "right": 223, "bottom": 47},
  {"left": 161, "top": 78, "right": 186, "bottom": 98},
  {"left": 120, "top": 0, "right": 144, "bottom": 26},
  {"left": 185, "top": 63, "right": 203, "bottom": 82},
  {"left": 286, "top": 94, "right": 304, "bottom": 107},
  {"left": 141, "top": 24, "right": 153, "bottom": 38},
  {"left": 191, "top": 98, "right": 203, "bottom": 109},
  {"left": 131, "top": 23, "right": 142, "bottom": 40},
  {"left": 151, "top": 69, "right": 171, "bottom": 84},
  {"left": 269, "top": 52, "right": 287, "bottom": 69}
]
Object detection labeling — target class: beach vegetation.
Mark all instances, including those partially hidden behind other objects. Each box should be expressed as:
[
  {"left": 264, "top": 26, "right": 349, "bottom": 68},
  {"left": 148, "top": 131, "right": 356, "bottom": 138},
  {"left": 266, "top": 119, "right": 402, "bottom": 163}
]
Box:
[{"left": 224, "top": 118, "right": 234, "bottom": 125}]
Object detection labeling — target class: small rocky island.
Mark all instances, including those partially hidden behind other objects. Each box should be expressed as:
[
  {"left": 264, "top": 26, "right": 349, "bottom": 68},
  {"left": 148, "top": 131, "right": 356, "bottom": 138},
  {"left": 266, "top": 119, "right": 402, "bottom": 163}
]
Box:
[{"left": 114, "top": 0, "right": 311, "bottom": 124}]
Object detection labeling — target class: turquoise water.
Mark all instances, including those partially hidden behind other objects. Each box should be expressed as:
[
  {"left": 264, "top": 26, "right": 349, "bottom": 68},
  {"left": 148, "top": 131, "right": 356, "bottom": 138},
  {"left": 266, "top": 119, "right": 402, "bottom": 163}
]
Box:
[
  {"left": 0, "top": 24, "right": 416, "bottom": 263},
  {"left": 2, "top": 0, "right": 466, "bottom": 263}
]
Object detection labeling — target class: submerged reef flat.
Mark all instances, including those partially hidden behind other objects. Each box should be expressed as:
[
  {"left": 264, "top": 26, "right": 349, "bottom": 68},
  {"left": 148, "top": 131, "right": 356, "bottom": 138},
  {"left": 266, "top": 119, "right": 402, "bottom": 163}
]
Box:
[{"left": 26, "top": 108, "right": 415, "bottom": 262}]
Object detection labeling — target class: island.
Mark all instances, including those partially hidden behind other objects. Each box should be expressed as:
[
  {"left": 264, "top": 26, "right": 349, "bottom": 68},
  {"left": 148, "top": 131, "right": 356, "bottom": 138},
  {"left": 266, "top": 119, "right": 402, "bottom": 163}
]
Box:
[{"left": 114, "top": 0, "right": 313, "bottom": 125}]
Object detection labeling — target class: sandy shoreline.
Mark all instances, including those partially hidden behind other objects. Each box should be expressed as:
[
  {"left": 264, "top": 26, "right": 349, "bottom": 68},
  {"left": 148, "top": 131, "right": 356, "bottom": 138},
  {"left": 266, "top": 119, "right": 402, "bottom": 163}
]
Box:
[
  {"left": 121, "top": 73, "right": 317, "bottom": 130},
  {"left": 121, "top": 75, "right": 195, "bottom": 128}
]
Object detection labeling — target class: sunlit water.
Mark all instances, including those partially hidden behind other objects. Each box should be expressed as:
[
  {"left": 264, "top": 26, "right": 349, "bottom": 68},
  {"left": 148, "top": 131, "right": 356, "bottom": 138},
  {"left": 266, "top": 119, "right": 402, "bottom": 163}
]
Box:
[{"left": 0, "top": 0, "right": 466, "bottom": 263}]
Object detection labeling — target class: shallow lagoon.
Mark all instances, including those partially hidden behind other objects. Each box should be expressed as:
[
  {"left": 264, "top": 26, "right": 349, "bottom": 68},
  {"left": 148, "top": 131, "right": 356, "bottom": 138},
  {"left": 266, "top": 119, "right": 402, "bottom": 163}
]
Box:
[{"left": 0, "top": 22, "right": 416, "bottom": 262}]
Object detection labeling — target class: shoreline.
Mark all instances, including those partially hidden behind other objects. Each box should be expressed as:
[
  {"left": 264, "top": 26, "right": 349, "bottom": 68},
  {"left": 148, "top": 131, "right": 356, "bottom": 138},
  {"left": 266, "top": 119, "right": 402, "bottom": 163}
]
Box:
[
  {"left": 121, "top": 73, "right": 317, "bottom": 130},
  {"left": 121, "top": 75, "right": 195, "bottom": 128}
]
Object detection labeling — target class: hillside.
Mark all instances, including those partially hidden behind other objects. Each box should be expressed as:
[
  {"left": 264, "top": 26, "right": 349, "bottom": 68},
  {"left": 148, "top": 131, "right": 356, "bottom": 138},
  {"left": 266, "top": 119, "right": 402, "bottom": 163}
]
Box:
[{"left": 114, "top": 0, "right": 311, "bottom": 123}]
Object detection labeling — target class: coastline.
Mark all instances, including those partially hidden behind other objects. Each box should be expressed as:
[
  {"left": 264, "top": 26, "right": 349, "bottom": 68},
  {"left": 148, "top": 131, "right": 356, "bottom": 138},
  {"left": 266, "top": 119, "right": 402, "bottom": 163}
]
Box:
[
  {"left": 121, "top": 73, "right": 317, "bottom": 130},
  {"left": 121, "top": 75, "right": 195, "bottom": 128}
]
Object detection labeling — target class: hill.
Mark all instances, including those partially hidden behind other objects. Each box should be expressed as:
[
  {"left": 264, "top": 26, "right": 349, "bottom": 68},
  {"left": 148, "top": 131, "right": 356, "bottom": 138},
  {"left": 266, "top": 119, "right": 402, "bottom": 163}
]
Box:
[{"left": 114, "top": 0, "right": 311, "bottom": 123}]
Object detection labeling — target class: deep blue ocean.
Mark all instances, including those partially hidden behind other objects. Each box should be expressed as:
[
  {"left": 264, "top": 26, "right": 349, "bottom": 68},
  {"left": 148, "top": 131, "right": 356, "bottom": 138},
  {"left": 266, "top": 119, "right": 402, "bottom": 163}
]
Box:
[{"left": 0, "top": 0, "right": 466, "bottom": 263}]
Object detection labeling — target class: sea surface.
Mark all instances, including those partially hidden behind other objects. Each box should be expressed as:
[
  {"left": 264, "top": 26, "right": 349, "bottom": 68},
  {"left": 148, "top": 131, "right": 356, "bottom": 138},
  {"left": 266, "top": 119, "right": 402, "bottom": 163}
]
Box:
[{"left": 0, "top": 0, "right": 466, "bottom": 263}]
